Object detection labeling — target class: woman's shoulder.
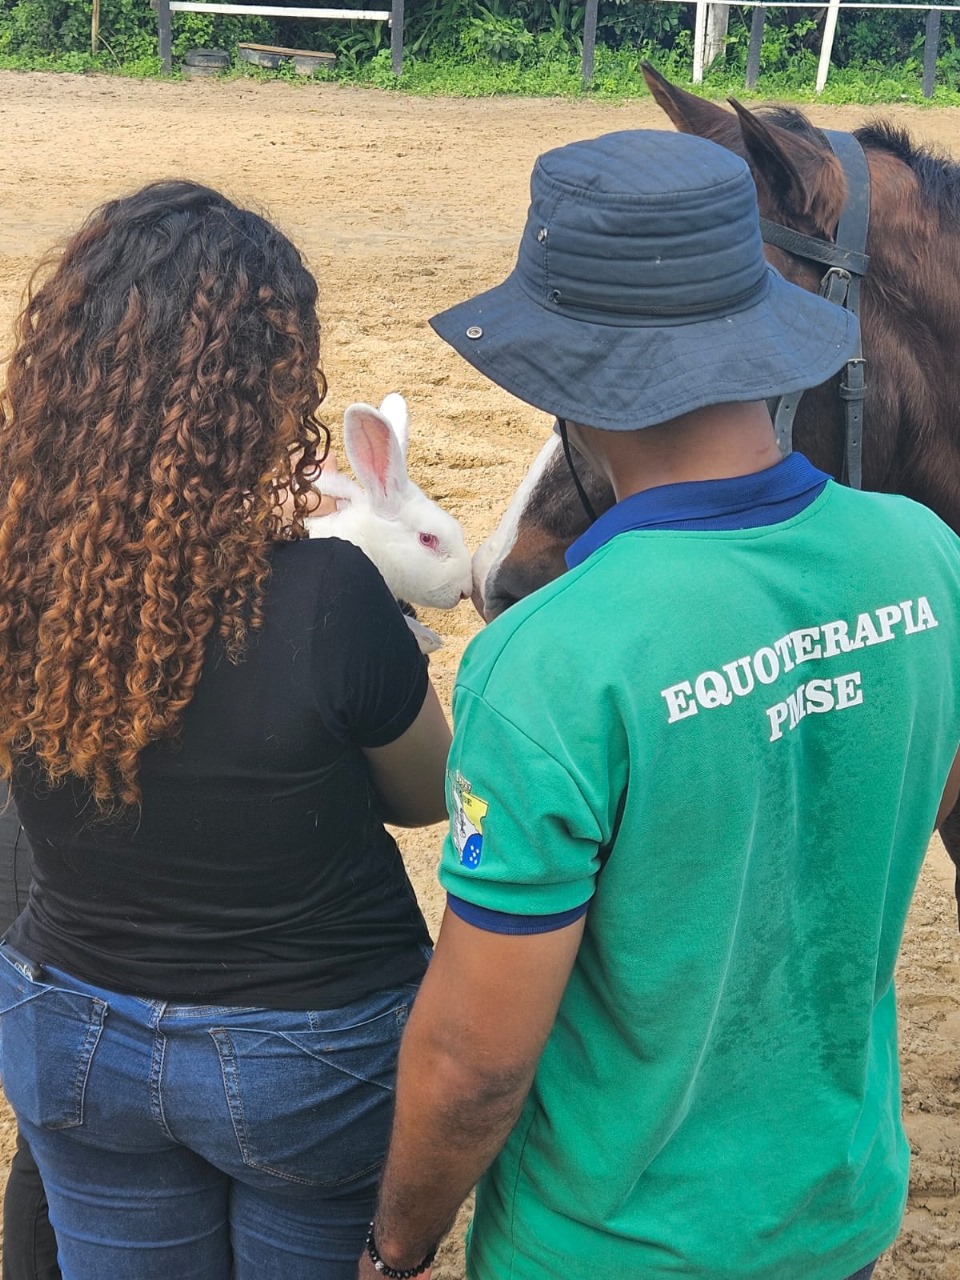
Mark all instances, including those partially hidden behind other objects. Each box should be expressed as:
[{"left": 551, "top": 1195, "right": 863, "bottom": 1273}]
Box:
[
  {"left": 271, "top": 535, "right": 374, "bottom": 579},
  {"left": 269, "top": 536, "right": 393, "bottom": 609}
]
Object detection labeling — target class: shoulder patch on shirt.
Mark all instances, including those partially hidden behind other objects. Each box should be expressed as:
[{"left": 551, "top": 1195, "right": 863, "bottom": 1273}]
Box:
[{"left": 450, "top": 771, "right": 488, "bottom": 869}]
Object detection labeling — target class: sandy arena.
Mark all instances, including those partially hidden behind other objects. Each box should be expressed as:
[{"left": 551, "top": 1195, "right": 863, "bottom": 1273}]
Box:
[{"left": 0, "top": 69, "right": 957, "bottom": 1278}]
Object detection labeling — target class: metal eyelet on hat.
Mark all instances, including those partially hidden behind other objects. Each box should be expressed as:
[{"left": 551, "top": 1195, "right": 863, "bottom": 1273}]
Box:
[{"left": 466, "top": 325, "right": 483, "bottom": 339}]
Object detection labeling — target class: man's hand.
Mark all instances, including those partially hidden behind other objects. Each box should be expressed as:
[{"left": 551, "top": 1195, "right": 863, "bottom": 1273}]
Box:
[
  {"left": 358, "top": 906, "right": 586, "bottom": 1274},
  {"left": 312, "top": 453, "right": 341, "bottom": 518}
]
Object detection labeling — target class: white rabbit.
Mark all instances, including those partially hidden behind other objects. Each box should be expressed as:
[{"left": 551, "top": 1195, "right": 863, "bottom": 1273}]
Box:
[{"left": 305, "top": 395, "right": 473, "bottom": 650}]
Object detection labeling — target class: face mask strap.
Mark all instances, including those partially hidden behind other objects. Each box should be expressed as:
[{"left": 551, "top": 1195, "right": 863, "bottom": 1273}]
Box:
[{"left": 557, "top": 418, "right": 598, "bottom": 525}]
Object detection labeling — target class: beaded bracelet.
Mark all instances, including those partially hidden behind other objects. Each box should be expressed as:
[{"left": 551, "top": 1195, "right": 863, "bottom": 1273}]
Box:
[{"left": 364, "top": 1222, "right": 437, "bottom": 1278}]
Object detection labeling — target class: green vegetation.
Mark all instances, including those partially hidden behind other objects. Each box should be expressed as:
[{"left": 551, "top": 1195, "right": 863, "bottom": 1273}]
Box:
[{"left": 0, "top": 0, "right": 959, "bottom": 104}]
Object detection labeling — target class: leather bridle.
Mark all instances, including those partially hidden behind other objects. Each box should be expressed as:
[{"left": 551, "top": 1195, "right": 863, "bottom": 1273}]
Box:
[{"left": 760, "top": 129, "right": 871, "bottom": 490}]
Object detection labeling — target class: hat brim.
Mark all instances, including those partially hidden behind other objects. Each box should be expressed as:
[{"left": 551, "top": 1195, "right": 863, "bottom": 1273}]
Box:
[{"left": 430, "top": 266, "right": 860, "bottom": 431}]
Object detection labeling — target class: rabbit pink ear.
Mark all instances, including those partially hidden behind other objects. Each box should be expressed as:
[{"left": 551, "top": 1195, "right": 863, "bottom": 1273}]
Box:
[
  {"left": 378, "top": 393, "right": 409, "bottom": 458},
  {"left": 342, "top": 404, "right": 408, "bottom": 514}
]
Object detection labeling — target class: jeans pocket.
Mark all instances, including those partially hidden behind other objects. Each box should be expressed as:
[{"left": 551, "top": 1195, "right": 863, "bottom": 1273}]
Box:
[
  {"left": 0, "top": 951, "right": 107, "bottom": 1130},
  {"left": 211, "top": 992, "right": 413, "bottom": 1189}
]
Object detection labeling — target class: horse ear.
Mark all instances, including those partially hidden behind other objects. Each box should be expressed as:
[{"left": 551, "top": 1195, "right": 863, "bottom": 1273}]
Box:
[
  {"left": 728, "top": 98, "right": 808, "bottom": 218},
  {"left": 729, "top": 98, "right": 846, "bottom": 236},
  {"left": 642, "top": 63, "right": 743, "bottom": 150}
]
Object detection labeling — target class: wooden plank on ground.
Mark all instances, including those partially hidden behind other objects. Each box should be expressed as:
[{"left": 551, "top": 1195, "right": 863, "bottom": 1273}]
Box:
[{"left": 237, "top": 41, "right": 335, "bottom": 60}]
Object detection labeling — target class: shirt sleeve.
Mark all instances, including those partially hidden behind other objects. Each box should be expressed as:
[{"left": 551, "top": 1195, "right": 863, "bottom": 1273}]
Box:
[
  {"left": 446, "top": 894, "right": 590, "bottom": 935},
  {"left": 439, "top": 685, "right": 605, "bottom": 917},
  {"left": 314, "top": 540, "right": 429, "bottom": 748}
]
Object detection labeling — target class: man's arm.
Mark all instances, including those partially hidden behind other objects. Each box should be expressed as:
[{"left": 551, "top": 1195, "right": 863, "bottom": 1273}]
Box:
[{"left": 358, "top": 905, "right": 585, "bottom": 1277}]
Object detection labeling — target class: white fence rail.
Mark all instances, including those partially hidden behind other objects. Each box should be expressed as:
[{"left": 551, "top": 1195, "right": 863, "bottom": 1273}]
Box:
[{"left": 156, "top": 0, "right": 403, "bottom": 73}]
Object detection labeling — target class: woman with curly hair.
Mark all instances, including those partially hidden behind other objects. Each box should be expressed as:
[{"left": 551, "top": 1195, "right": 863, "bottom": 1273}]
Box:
[{"left": 0, "top": 181, "right": 449, "bottom": 1279}]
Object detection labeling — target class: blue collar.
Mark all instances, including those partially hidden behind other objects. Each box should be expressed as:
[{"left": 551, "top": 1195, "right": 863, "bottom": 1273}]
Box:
[{"left": 566, "top": 452, "right": 830, "bottom": 569}]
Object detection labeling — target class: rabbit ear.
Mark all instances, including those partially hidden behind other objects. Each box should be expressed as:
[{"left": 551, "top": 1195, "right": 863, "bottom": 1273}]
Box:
[
  {"left": 343, "top": 403, "right": 409, "bottom": 515},
  {"left": 378, "top": 393, "right": 409, "bottom": 458}
]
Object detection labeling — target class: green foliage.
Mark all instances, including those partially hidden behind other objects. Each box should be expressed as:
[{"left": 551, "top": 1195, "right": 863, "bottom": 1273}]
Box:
[
  {"left": 0, "top": 0, "right": 157, "bottom": 61},
  {"left": 0, "top": 0, "right": 959, "bottom": 108},
  {"left": 327, "top": 20, "right": 385, "bottom": 73},
  {"left": 460, "top": 7, "right": 534, "bottom": 63},
  {"left": 594, "top": 0, "right": 691, "bottom": 49},
  {"left": 169, "top": 10, "right": 273, "bottom": 61}
]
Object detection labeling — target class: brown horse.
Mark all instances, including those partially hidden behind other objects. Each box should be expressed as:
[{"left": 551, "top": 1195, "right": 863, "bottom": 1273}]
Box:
[{"left": 471, "top": 65, "right": 960, "bottom": 914}]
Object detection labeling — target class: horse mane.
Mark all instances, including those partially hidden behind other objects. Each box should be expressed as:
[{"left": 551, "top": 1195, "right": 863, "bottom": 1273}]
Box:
[
  {"left": 855, "top": 120, "right": 960, "bottom": 225},
  {"left": 755, "top": 104, "right": 828, "bottom": 146},
  {"left": 754, "top": 104, "right": 960, "bottom": 226}
]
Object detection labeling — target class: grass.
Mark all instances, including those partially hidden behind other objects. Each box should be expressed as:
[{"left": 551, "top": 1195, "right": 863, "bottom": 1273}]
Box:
[{"left": 1, "top": 40, "right": 959, "bottom": 108}]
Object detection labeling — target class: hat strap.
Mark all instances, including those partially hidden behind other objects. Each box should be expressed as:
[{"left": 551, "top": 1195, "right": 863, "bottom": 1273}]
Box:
[{"left": 557, "top": 419, "right": 598, "bottom": 525}]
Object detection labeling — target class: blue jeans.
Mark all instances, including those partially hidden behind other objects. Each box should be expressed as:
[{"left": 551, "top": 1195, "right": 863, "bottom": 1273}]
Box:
[{"left": 0, "top": 944, "right": 423, "bottom": 1280}]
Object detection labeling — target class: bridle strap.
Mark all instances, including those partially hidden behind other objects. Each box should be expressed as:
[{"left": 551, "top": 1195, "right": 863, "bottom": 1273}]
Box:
[
  {"left": 758, "top": 219, "right": 869, "bottom": 277},
  {"left": 557, "top": 418, "right": 599, "bottom": 525},
  {"left": 825, "top": 129, "right": 870, "bottom": 491},
  {"left": 771, "top": 391, "right": 803, "bottom": 457},
  {"left": 762, "top": 129, "right": 871, "bottom": 490}
]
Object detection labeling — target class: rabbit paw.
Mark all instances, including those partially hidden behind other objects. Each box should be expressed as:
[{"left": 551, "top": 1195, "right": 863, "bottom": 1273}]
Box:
[{"left": 404, "top": 614, "right": 444, "bottom": 654}]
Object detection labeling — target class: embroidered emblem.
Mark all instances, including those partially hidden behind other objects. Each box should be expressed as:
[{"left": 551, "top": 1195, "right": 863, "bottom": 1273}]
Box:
[{"left": 451, "top": 772, "right": 489, "bottom": 870}]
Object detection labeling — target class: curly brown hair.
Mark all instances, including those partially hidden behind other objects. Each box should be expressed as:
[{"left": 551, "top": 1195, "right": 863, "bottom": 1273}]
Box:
[{"left": 0, "top": 180, "right": 328, "bottom": 809}]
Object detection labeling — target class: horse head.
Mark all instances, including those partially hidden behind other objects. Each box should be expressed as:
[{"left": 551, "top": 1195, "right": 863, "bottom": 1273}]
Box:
[
  {"left": 472, "top": 69, "right": 861, "bottom": 621},
  {"left": 642, "top": 62, "right": 850, "bottom": 255},
  {"left": 471, "top": 435, "right": 614, "bottom": 620}
]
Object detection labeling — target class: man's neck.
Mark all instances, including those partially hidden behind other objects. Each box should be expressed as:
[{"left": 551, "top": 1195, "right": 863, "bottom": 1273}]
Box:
[{"left": 571, "top": 402, "right": 783, "bottom": 504}]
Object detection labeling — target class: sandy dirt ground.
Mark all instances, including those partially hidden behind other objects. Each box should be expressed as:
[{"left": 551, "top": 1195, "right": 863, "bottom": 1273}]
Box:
[{"left": 0, "top": 69, "right": 957, "bottom": 1278}]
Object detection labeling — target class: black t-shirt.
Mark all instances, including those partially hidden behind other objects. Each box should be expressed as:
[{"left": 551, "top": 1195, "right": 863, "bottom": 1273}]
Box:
[
  {"left": 8, "top": 538, "right": 433, "bottom": 1010},
  {"left": 0, "top": 782, "right": 31, "bottom": 936}
]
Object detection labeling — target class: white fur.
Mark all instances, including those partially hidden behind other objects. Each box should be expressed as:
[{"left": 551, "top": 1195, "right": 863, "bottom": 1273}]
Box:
[
  {"left": 472, "top": 435, "right": 560, "bottom": 613},
  {"left": 305, "top": 395, "right": 473, "bottom": 615}
]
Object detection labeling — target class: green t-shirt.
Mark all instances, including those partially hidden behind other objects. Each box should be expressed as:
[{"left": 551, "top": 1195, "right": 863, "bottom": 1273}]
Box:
[{"left": 440, "top": 482, "right": 960, "bottom": 1280}]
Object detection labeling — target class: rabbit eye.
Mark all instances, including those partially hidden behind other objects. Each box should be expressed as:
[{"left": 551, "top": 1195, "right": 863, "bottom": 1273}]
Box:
[{"left": 419, "top": 532, "right": 440, "bottom": 552}]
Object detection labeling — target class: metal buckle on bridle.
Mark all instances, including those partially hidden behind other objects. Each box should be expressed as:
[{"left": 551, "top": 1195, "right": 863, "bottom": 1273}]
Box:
[
  {"left": 762, "top": 128, "right": 870, "bottom": 491},
  {"left": 819, "top": 266, "right": 853, "bottom": 307}
]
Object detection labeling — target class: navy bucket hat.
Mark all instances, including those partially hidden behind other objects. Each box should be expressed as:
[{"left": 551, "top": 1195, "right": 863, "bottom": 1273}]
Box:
[{"left": 430, "top": 130, "right": 860, "bottom": 431}]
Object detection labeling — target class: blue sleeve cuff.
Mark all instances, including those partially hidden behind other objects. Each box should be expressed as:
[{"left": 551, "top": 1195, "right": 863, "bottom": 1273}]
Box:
[{"left": 446, "top": 893, "right": 590, "bottom": 935}]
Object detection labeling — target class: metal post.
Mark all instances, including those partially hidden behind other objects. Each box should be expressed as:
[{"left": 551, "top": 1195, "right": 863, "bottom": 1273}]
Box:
[
  {"left": 816, "top": 0, "right": 841, "bottom": 93},
  {"left": 157, "top": 0, "right": 172, "bottom": 73},
  {"left": 390, "top": 0, "right": 404, "bottom": 75},
  {"left": 693, "top": 1, "right": 707, "bottom": 83},
  {"left": 922, "top": 7, "right": 941, "bottom": 98},
  {"left": 704, "top": 4, "right": 728, "bottom": 72},
  {"left": 745, "top": 5, "right": 765, "bottom": 89},
  {"left": 581, "top": 0, "right": 598, "bottom": 87}
]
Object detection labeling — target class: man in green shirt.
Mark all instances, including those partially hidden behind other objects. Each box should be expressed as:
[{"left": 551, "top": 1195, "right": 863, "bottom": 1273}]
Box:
[{"left": 357, "top": 131, "right": 960, "bottom": 1280}]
